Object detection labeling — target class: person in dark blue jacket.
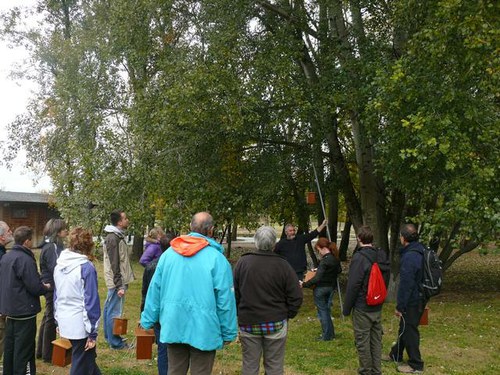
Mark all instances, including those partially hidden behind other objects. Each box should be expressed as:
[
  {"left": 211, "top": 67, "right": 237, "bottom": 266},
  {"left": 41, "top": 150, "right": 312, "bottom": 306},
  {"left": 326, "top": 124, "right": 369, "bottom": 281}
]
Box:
[
  {"left": 0, "top": 226, "right": 50, "bottom": 375},
  {"left": 386, "top": 224, "right": 426, "bottom": 374}
]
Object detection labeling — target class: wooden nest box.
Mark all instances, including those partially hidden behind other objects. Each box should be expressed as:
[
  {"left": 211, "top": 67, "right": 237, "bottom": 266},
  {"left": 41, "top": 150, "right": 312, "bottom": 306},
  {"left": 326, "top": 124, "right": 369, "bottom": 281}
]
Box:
[
  {"left": 51, "top": 338, "right": 72, "bottom": 367},
  {"left": 113, "top": 317, "right": 128, "bottom": 335},
  {"left": 135, "top": 326, "right": 156, "bottom": 360}
]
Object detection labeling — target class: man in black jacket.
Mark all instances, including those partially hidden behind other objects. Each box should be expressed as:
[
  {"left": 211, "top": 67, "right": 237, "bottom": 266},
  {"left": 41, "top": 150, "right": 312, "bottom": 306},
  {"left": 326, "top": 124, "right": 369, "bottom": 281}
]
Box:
[
  {"left": 275, "top": 219, "right": 328, "bottom": 281},
  {"left": 0, "top": 220, "right": 13, "bottom": 366},
  {"left": 0, "top": 226, "right": 50, "bottom": 375},
  {"left": 343, "top": 226, "right": 390, "bottom": 375}
]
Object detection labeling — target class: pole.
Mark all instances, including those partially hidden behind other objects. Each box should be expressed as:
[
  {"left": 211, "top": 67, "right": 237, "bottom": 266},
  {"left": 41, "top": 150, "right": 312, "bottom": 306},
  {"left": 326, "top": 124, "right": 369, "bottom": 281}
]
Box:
[{"left": 312, "top": 164, "right": 344, "bottom": 320}]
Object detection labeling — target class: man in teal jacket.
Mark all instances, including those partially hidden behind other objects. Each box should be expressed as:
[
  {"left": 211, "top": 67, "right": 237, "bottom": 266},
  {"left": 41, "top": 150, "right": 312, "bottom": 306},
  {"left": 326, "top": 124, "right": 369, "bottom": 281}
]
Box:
[{"left": 141, "top": 212, "right": 237, "bottom": 375}]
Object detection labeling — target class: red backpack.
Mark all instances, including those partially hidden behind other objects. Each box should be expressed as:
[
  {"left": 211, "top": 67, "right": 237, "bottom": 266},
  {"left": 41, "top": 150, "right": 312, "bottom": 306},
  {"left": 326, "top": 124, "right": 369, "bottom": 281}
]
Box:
[{"left": 360, "top": 251, "right": 387, "bottom": 306}]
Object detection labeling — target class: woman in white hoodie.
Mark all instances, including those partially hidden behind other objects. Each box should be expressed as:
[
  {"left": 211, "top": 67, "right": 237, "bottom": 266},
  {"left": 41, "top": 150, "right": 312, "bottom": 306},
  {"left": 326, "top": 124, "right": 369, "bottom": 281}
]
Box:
[{"left": 54, "top": 227, "right": 101, "bottom": 375}]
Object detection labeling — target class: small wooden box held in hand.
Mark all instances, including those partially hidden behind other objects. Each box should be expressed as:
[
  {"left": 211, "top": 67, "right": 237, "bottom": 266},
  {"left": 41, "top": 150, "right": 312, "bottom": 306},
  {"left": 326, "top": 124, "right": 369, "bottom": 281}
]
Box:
[
  {"left": 303, "top": 270, "right": 316, "bottom": 283},
  {"left": 51, "top": 338, "right": 72, "bottom": 367},
  {"left": 113, "top": 317, "right": 128, "bottom": 335},
  {"left": 135, "top": 326, "right": 156, "bottom": 359}
]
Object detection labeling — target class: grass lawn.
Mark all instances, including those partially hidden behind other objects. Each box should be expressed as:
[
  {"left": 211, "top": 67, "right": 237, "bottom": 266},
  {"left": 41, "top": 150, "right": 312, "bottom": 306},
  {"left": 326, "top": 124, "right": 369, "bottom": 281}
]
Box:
[{"left": 35, "top": 248, "right": 499, "bottom": 374}]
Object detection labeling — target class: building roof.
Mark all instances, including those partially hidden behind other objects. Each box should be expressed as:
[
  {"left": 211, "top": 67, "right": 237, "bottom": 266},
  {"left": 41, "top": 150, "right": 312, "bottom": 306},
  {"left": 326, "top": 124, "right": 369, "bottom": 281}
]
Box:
[{"left": 0, "top": 190, "right": 51, "bottom": 204}]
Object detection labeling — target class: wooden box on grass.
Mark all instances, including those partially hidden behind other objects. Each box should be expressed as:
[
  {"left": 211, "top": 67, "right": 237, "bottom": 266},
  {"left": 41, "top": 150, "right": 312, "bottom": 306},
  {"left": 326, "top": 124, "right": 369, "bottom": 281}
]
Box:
[
  {"left": 113, "top": 317, "right": 128, "bottom": 335},
  {"left": 51, "top": 338, "right": 72, "bottom": 367},
  {"left": 135, "top": 326, "right": 155, "bottom": 360}
]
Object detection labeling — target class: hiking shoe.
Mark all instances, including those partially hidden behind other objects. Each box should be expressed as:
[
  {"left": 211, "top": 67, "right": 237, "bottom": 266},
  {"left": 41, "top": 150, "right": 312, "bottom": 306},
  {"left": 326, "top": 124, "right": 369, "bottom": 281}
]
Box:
[{"left": 397, "top": 364, "right": 423, "bottom": 373}]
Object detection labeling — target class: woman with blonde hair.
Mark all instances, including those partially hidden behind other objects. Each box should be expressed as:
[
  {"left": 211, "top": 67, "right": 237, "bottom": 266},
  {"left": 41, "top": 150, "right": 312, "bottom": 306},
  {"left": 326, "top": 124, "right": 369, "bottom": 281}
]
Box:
[
  {"left": 301, "top": 237, "right": 342, "bottom": 341},
  {"left": 139, "top": 226, "right": 165, "bottom": 267},
  {"left": 54, "top": 227, "right": 101, "bottom": 374}
]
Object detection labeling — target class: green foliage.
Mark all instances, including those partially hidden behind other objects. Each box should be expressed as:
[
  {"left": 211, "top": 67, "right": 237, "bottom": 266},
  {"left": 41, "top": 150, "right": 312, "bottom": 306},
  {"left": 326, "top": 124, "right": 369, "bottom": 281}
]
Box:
[
  {"left": 1, "top": 0, "right": 497, "bottom": 267},
  {"left": 370, "top": 0, "right": 499, "bottom": 258}
]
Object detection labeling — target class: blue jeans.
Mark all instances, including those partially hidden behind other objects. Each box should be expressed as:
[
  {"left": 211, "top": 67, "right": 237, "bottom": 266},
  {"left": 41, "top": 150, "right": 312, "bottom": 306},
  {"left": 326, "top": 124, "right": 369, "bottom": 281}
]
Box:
[
  {"left": 314, "top": 286, "right": 335, "bottom": 340},
  {"left": 103, "top": 288, "right": 126, "bottom": 349},
  {"left": 154, "top": 325, "right": 168, "bottom": 375}
]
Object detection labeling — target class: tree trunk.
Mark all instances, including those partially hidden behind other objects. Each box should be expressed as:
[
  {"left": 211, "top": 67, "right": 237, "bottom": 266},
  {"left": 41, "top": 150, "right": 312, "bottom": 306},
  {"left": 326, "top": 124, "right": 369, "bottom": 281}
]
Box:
[
  {"left": 226, "top": 222, "right": 232, "bottom": 260},
  {"left": 328, "top": 182, "right": 339, "bottom": 242},
  {"left": 339, "top": 220, "right": 352, "bottom": 261},
  {"left": 132, "top": 234, "right": 144, "bottom": 261},
  {"left": 231, "top": 222, "right": 237, "bottom": 241}
]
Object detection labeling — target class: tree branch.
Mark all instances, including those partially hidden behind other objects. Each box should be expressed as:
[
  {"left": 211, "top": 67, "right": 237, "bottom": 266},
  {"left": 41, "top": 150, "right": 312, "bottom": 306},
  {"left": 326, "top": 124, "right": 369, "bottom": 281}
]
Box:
[{"left": 256, "top": 0, "right": 319, "bottom": 39}]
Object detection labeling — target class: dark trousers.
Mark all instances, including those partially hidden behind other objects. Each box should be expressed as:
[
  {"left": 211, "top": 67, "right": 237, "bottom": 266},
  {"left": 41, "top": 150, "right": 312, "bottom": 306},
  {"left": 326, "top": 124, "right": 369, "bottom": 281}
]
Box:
[
  {"left": 389, "top": 304, "right": 425, "bottom": 371},
  {"left": 167, "top": 344, "right": 216, "bottom": 375},
  {"left": 153, "top": 325, "right": 168, "bottom": 375},
  {"left": 352, "top": 309, "right": 383, "bottom": 375},
  {"left": 69, "top": 338, "right": 101, "bottom": 375},
  {"left": 0, "top": 314, "right": 5, "bottom": 361},
  {"left": 36, "top": 292, "right": 56, "bottom": 362},
  {"left": 3, "top": 316, "right": 37, "bottom": 375}
]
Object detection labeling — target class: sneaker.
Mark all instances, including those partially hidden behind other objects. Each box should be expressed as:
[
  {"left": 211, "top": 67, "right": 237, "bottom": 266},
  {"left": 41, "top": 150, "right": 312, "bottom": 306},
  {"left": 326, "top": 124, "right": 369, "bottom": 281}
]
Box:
[
  {"left": 111, "top": 342, "right": 135, "bottom": 350},
  {"left": 397, "top": 364, "right": 423, "bottom": 373}
]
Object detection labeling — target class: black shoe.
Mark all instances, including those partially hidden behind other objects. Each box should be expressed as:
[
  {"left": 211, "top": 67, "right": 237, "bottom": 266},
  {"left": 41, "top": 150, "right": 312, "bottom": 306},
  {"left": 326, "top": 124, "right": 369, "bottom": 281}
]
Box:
[{"left": 382, "top": 354, "right": 402, "bottom": 363}]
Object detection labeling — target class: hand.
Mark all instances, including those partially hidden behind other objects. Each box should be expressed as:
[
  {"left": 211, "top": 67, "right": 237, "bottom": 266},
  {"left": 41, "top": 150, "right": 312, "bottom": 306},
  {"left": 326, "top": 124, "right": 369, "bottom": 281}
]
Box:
[
  {"left": 84, "top": 338, "right": 96, "bottom": 351},
  {"left": 43, "top": 283, "right": 51, "bottom": 289},
  {"left": 299, "top": 280, "right": 304, "bottom": 288},
  {"left": 318, "top": 219, "right": 328, "bottom": 231},
  {"left": 117, "top": 289, "right": 125, "bottom": 298},
  {"left": 395, "top": 310, "right": 402, "bottom": 317}
]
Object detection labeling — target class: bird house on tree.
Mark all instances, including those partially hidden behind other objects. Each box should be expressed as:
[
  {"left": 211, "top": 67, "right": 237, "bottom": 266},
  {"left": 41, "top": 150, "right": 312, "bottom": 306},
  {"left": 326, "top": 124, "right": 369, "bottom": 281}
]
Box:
[{"left": 306, "top": 191, "right": 316, "bottom": 205}]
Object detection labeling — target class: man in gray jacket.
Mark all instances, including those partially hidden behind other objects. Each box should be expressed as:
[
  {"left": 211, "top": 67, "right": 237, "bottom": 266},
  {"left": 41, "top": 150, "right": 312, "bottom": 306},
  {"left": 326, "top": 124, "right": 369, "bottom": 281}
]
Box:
[{"left": 102, "top": 210, "right": 135, "bottom": 349}]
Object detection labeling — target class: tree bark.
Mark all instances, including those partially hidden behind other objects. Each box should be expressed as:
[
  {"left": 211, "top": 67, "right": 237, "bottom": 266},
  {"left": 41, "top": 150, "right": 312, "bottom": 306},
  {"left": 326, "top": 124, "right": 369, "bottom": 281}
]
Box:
[
  {"left": 339, "top": 220, "right": 352, "bottom": 261},
  {"left": 132, "top": 234, "right": 144, "bottom": 261}
]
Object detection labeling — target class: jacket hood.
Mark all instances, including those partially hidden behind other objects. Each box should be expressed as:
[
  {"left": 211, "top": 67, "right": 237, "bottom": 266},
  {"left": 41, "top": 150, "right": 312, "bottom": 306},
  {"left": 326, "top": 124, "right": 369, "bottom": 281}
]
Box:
[
  {"left": 145, "top": 237, "right": 159, "bottom": 245},
  {"left": 104, "top": 225, "right": 125, "bottom": 237},
  {"left": 170, "top": 232, "right": 224, "bottom": 257},
  {"left": 56, "top": 249, "right": 89, "bottom": 274}
]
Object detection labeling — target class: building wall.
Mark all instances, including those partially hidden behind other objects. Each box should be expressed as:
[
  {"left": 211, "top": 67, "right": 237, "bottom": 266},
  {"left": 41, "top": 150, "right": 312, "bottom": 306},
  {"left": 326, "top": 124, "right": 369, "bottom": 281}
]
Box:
[{"left": 0, "top": 202, "right": 60, "bottom": 247}]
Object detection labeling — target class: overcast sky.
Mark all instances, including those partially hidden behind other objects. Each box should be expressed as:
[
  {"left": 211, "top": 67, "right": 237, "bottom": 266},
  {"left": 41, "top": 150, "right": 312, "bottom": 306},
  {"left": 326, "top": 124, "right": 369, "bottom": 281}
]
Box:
[{"left": 0, "top": 0, "right": 52, "bottom": 193}]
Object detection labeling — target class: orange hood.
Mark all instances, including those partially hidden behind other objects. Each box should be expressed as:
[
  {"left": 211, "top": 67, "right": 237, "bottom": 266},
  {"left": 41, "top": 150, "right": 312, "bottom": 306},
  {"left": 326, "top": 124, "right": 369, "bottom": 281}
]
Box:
[{"left": 170, "top": 235, "right": 209, "bottom": 257}]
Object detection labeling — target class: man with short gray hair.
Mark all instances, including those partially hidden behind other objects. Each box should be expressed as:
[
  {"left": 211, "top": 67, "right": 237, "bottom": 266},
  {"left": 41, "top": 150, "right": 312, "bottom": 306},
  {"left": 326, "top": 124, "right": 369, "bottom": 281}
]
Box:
[
  {"left": 0, "top": 220, "right": 13, "bottom": 366},
  {"left": 275, "top": 220, "right": 328, "bottom": 281},
  {"left": 234, "top": 226, "right": 303, "bottom": 375}
]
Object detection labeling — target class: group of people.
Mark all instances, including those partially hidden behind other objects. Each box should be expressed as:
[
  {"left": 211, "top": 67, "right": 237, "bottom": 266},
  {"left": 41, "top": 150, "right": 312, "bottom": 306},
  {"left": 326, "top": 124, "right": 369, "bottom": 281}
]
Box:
[
  {"left": 0, "top": 213, "right": 428, "bottom": 375},
  {"left": 0, "top": 219, "right": 101, "bottom": 375}
]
